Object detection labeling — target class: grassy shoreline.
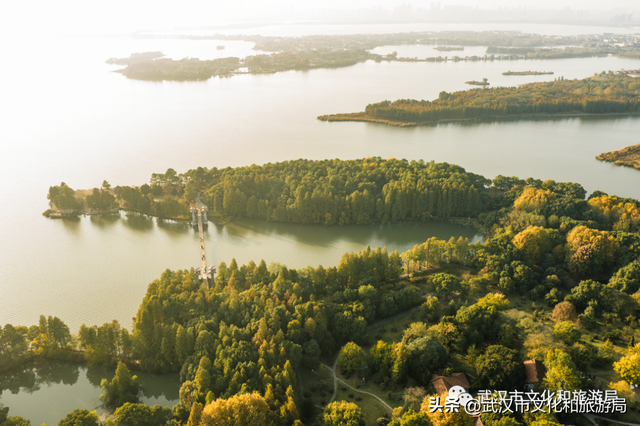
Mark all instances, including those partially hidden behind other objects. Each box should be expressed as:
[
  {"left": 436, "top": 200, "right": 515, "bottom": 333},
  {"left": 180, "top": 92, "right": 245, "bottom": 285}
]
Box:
[{"left": 318, "top": 111, "right": 640, "bottom": 127}]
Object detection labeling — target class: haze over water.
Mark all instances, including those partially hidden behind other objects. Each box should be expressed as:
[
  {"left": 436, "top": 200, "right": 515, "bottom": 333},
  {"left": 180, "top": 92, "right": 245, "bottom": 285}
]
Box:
[{"left": 2, "top": 22, "right": 640, "bottom": 334}]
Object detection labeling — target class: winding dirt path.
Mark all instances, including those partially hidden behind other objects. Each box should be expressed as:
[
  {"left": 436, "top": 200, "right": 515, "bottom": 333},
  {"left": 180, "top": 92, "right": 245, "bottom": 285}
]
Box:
[{"left": 321, "top": 361, "right": 394, "bottom": 413}]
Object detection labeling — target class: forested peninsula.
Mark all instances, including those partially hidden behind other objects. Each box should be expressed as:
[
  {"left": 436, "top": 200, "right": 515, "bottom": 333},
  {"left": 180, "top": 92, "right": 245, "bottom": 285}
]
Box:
[
  {"left": 318, "top": 72, "right": 640, "bottom": 126},
  {"left": 46, "top": 159, "right": 489, "bottom": 224},
  {"left": 14, "top": 157, "right": 640, "bottom": 424},
  {"left": 597, "top": 143, "right": 640, "bottom": 170}
]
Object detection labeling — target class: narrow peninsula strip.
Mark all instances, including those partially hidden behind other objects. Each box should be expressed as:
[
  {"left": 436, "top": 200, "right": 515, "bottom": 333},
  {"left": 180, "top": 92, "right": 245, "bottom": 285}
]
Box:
[
  {"left": 596, "top": 144, "right": 640, "bottom": 170},
  {"left": 318, "top": 72, "right": 640, "bottom": 126},
  {"left": 503, "top": 71, "right": 554, "bottom": 76}
]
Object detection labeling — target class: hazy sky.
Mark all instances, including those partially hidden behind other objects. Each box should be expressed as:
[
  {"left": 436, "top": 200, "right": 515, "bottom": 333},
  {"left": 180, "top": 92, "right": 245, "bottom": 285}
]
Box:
[{"left": 1, "top": 0, "right": 638, "bottom": 36}]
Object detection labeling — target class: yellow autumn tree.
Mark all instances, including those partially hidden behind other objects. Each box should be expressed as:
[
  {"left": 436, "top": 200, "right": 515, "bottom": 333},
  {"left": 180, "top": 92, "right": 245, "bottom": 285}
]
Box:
[
  {"left": 200, "top": 393, "right": 275, "bottom": 426},
  {"left": 587, "top": 195, "right": 640, "bottom": 232},
  {"left": 512, "top": 226, "right": 556, "bottom": 264},
  {"left": 513, "top": 187, "right": 554, "bottom": 212},
  {"left": 613, "top": 353, "right": 640, "bottom": 385},
  {"left": 608, "top": 381, "right": 636, "bottom": 406},
  {"left": 420, "top": 393, "right": 475, "bottom": 426},
  {"left": 565, "top": 226, "right": 618, "bottom": 276},
  {"left": 543, "top": 349, "right": 581, "bottom": 392},
  {"left": 322, "top": 401, "right": 365, "bottom": 426},
  {"left": 476, "top": 293, "right": 509, "bottom": 314}
]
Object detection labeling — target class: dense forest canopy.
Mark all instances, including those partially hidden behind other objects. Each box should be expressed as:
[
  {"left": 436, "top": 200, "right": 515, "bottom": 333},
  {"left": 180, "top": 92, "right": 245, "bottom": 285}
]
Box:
[
  {"left": 108, "top": 158, "right": 492, "bottom": 223},
  {"left": 23, "top": 158, "right": 640, "bottom": 424},
  {"left": 358, "top": 73, "right": 640, "bottom": 123}
]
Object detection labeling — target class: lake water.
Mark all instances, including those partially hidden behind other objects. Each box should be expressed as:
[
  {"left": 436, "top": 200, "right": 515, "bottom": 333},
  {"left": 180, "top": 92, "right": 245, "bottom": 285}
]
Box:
[
  {"left": 0, "top": 361, "right": 179, "bottom": 425},
  {"left": 1, "top": 25, "right": 640, "bottom": 334}
]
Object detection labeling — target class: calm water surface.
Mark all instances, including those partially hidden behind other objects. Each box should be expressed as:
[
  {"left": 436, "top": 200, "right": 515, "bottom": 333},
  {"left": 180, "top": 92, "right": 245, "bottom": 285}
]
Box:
[
  {"left": 0, "top": 361, "right": 179, "bottom": 425},
  {"left": 1, "top": 29, "right": 640, "bottom": 333}
]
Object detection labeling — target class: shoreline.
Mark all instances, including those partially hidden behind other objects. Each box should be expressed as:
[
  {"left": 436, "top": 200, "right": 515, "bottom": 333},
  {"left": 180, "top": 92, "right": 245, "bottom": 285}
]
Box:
[
  {"left": 43, "top": 207, "right": 192, "bottom": 223},
  {"left": 317, "top": 111, "right": 640, "bottom": 127},
  {"left": 43, "top": 207, "right": 485, "bottom": 236}
]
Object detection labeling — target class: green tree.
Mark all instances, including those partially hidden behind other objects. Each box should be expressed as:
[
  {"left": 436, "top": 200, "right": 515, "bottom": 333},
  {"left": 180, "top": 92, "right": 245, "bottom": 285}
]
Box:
[
  {"left": 370, "top": 340, "right": 394, "bottom": 378},
  {"left": 1, "top": 417, "right": 31, "bottom": 426},
  {"left": 100, "top": 362, "right": 140, "bottom": 408},
  {"left": 58, "top": 409, "right": 99, "bottom": 426},
  {"left": 0, "top": 324, "right": 28, "bottom": 362},
  {"left": 421, "top": 296, "right": 441, "bottom": 322},
  {"left": 337, "top": 342, "right": 366, "bottom": 376},
  {"left": 322, "top": 401, "right": 365, "bottom": 426},
  {"left": 543, "top": 349, "right": 582, "bottom": 391},
  {"left": 392, "top": 343, "right": 411, "bottom": 383},
  {"left": 106, "top": 403, "right": 171, "bottom": 426},
  {"left": 429, "top": 274, "right": 461, "bottom": 297},
  {"left": 407, "top": 336, "right": 448, "bottom": 385},
  {"left": 48, "top": 182, "right": 80, "bottom": 211},
  {"left": 609, "top": 258, "right": 640, "bottom": 294},
  {"left": 388, "top": 409, "right": 432, "bottom": 426},
  {"left": 302, "top": 339, "right": 321, "bottom": 368},
  {"left": 401, "top": 323, "right": 429, "bottom": 346},
  {"left": 567, "top": 279, "right": 613, "bottom": 313},
  {"left": 475, "top": 345, "right": 525, "bottom": 390},
  {"left": 186, "top": 402, "right": 204, "bottom": 426},
  {"left": 333, "top": 312, "right": 367, "bottom": 344},
  {"left": 553, "top": 322, "right": 581, "bottom": 345},
  {"left": 195, "top": 356, "right": 212, "bottom": 394},
  {"left": 47, "top": 315, "right": 73, "bottom": 349}
]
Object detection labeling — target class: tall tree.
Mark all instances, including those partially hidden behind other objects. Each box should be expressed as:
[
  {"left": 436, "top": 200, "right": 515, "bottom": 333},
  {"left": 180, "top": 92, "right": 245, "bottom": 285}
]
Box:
[{"left": 100, "top": 362, "right": 140, "bottom": 408}]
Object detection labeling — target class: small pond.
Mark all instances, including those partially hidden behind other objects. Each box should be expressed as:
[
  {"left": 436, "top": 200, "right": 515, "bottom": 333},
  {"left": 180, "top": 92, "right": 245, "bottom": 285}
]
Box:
[{"left": 0, "top": 361, "right": 179, "bottom": 425}]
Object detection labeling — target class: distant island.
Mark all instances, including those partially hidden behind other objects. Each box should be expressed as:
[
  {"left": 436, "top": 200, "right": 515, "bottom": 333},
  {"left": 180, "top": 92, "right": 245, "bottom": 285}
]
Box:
[
  {"left": 318, "top": 72, "right": 640, "bottom": 127},
  {"left": 105, "top": 51, "right": 164, "bottom": 65},
  {"left": 433, "top": 46, "right": 464, "bottom": 51},
  {"left": 465, "top": 78, "right": 489, "bottom": 86},
  {"left": 106, "top": 30, "right": 640, "bottom": 81},
  {"left": 503, "top": 70, "right": 554, "bottom": 76},
  {"left": 108, "top": 49, "right": 373, "bottom": 81},
  {"left": 596, "top": 144, "right": 640, "bottom": 170},
  {"left": 132, "top": 29, "right": 638, "bottom": 58}
]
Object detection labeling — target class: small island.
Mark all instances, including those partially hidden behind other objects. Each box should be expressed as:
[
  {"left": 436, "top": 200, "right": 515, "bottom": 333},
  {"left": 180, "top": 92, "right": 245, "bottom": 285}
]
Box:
[
  {"left": 596, "top": 144, "right": 640, "bottom": 170},
  {"left": 108, "top": 49, "right": 374, "bottom": 81},
  {"left": 433, "top": 46, "right": 464, "bottom": 51},
  {"left": 503, "top": 70, "right": 554, "bottom": 75},
  {"left": 465, "top": 78, "right": 489, "bottom": 86},
  {"left": 105, "top": 51, "right": 164, "bottom": 65},
  {"left": 318, "top": 72, "right": 640, "bottom": 126}
]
